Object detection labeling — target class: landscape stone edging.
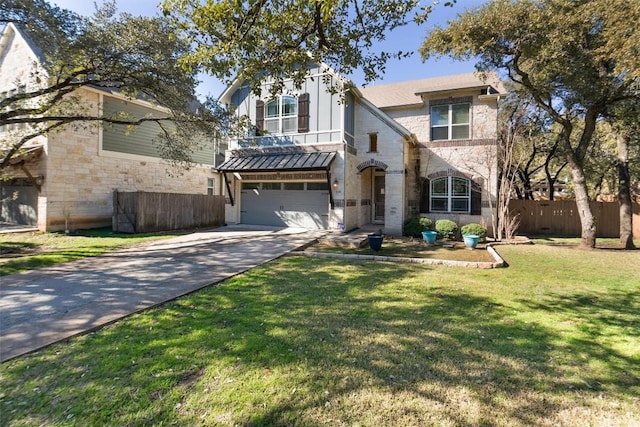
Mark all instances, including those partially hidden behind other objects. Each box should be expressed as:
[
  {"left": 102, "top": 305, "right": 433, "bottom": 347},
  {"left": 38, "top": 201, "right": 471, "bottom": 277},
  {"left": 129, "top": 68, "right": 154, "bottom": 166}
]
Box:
[{"left": 297, "top": 246, "right": 506, "bottom": 269}]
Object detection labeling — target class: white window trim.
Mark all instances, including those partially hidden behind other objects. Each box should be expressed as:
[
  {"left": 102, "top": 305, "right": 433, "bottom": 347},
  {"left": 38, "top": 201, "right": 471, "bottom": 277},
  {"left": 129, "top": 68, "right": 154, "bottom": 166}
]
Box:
[
  {"left": 430, "top": 102, "right": 471, "bottom": 141},
  {"left": 264, "top": 95, "right": 297, "bottom": 135},
  {"left": 430, "top": 176, "right": 471, "bottom": 213}
]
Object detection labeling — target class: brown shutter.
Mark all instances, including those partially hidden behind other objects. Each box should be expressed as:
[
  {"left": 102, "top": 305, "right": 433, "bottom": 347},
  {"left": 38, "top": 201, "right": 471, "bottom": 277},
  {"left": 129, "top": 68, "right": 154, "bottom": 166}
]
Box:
[
  {"left": 471, "top": 178, "right": 482, "bottom": 215},
  {"left": 298, "top": 93, "right": 309, "bottom": 133},
  {"left": 255, "top": 99, "right": 264, "bottom": 132},
  {"left": 419, "top": 178, "right": 430, "bottom": 213}
]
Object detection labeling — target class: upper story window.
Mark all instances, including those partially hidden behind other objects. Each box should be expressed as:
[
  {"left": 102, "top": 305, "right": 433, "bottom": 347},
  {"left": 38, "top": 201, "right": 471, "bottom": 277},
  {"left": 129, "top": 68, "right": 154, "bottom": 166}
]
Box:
[
  {"left": 431, "top": 176, "right": 470, "bottom": 213},
  {"left": 368, "top": 133, "right": 378, "bottom": 152},
  {"left": 264, "top": 95, "right": 297, "bottom": 134},
  {"left": 431, "top": 103, "right": 470, "bottom": 140}
]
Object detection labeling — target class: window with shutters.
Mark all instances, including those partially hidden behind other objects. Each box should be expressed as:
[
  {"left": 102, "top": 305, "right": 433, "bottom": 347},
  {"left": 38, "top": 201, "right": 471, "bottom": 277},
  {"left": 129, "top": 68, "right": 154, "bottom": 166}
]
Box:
[
  {"left": 264, "top": 95, "right": 298, "bottom": 134},
  {"left": 430, "top": 176, "right": 470, "bottom": 213},
  {"left": 420, "top": 176, "right": 482, "bottom": 215}
]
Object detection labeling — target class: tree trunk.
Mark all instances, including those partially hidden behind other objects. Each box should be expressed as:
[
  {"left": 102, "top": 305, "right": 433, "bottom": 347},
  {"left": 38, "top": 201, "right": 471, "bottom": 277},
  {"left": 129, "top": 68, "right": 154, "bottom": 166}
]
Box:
[
  {"left": 563, "top": 110, "right": 599, "bottom": 248},
  {"left": 518, "top": 169, "right": 534, "bottom": 200},
  {"left": 566, "top": 153, "right": 597, "bottom": 248},
  {"left": 615, "top": 133, "right": 636, "bottom": 249},
  {"left": 546, "top": 172, "right": 556, "bottom": 201}
]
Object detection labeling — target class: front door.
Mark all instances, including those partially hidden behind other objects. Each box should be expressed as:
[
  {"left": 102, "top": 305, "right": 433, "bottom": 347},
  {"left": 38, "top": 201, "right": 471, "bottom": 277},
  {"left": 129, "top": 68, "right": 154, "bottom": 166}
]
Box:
[{"left": 373, "top": 173, "right": 385, "bottom": 223}]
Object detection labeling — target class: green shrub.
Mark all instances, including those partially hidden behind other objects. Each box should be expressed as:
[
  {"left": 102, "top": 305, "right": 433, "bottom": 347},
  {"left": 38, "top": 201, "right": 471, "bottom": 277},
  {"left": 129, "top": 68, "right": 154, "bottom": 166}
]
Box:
[
  {"left": 435, "top": 219, "right": 458, "bottom": 239},
  {"left": 461, "top": 223, "right": 487, "bottom": 241},
  {"left": 403, "top": 217, "right": 434, "bottom": 237}
]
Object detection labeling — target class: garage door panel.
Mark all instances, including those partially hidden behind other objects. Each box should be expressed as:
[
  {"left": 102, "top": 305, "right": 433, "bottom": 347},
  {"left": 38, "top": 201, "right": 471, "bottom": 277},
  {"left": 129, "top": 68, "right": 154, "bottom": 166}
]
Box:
[
  {"left": 241, "top": 184, "right": 329, "bottom": 229},
  {"left": 0, "top": 181, "right": 38, "bottom": 225},
  {"left": 276, "top": 211, "right": 328, "bottom": 229}
]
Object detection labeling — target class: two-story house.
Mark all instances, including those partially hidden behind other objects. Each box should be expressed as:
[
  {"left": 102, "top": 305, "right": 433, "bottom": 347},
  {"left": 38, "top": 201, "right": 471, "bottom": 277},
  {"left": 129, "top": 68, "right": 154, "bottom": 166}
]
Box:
[
  {"left": 0, "top": 23, "right": 224, "bottom": 231},
  {"left": 218, "top": 64, "right": 504, "bottom": 236}
]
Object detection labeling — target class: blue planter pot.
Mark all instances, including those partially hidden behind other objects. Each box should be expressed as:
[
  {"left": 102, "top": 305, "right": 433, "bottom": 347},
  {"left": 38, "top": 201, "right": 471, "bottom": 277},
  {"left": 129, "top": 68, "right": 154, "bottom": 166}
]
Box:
[
  {"left": 463, "top": 234, "right": 480, "bottom": 249},
  {"left": 367, "top": 234, "right": 384, "bottom": 251},
  {"left": 422, "top": 230, "right": 437, "bottom": 245}
]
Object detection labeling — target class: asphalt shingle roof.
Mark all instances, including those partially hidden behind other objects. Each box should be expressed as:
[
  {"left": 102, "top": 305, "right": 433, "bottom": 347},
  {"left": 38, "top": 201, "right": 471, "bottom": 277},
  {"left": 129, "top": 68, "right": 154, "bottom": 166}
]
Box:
[{"left": 359, "top": 72, "right": 505, "bottom": 109}]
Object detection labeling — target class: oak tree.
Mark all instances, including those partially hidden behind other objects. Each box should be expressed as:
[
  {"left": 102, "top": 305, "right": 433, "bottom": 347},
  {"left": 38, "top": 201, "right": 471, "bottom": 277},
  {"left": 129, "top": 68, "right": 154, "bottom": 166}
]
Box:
[
  {"left": 421, "top": 0, "right": 640, "bottom": 247},
  {"left": 0, "top": 0, "right": 227, "bottom": 171},
  {"left": 160, "top": 0, "right": 437, "bottom": 94}
]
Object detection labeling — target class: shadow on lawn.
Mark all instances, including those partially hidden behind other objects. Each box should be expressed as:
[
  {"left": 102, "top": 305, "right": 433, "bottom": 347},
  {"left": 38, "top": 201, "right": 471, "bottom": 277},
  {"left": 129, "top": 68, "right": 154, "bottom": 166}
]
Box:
[
  {"left": 0, "top": 257, "right": 637, "bottom": 426},
  {"left": 519, "top": 290, "right": 640, "bottom": 388}
]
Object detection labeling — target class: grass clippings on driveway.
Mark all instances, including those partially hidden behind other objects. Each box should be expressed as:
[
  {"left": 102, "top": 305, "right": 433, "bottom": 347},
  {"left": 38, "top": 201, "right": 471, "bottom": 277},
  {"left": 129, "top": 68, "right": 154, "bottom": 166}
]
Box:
[{"left": 1, "top": 242, "right": 638, "bottom": 426}]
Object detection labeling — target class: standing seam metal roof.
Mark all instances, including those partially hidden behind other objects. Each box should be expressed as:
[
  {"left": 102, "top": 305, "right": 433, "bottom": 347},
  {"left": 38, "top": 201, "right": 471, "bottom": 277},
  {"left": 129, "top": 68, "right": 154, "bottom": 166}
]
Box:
[{"left": 217, "top": 151, "right": 336, "bottom": 172}]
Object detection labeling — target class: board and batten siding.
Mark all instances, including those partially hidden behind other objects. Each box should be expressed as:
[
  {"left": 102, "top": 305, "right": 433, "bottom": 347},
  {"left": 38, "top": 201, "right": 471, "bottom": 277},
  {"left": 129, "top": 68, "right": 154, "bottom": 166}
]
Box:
[
  {"left": 102, "top": 96, "right": 216, "bottom": 165},
  {"left": 229, "top": 65, "right": 345, "bottom": 146}
]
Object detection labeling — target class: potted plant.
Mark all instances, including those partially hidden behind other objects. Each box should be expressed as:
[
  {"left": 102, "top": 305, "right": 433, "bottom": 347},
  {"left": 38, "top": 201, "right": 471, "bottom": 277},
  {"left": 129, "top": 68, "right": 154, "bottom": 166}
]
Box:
[
  {"left": 461, "top": 223, "right": 487, "bottom": 249},
  {"left": 422, "top": 230, "right": 437, "bottom": 245},
  {"left": 462, "top": 234, "right": 480, "bottom": 249},
  {"left": 367, "top": 230, "right": 385, "bottom": 251}
]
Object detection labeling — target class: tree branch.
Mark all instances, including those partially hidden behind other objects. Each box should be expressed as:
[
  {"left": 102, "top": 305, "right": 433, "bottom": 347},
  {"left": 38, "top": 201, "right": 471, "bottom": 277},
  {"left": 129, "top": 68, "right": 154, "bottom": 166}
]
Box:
[{"left": 0, "top": 121, "right": 65, "bottom": 169}]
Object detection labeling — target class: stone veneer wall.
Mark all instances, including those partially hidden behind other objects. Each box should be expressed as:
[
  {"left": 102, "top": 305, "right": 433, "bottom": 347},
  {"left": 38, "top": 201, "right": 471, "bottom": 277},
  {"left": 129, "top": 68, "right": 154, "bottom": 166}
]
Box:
[
  {"left": 0, "top": 25, "right": 47, "bottom": 179},
  {"left": 0, "top": 26, "right": 35, "bottom": 95},
  {"left": 39, "top": 90, "right": 217, "bottom": 231},
  {"left": 0, "top": 30, "right": 218, "bottom": 232},
  {"left": 354, "top": 101, "right": 408, "bottom": 236},
  {"left": 383, "top": 91, "right": 500, "bottom": 234}
]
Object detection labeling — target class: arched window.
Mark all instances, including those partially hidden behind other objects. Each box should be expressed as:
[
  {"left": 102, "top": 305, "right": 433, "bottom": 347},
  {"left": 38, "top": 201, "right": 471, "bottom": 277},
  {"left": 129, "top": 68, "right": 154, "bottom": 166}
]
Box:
[
  {"left": 430, "top": 176, "right": 471, "bottom": 213},
  {"left": 264, "top": 95, "right": 297, "bottom": 134}
]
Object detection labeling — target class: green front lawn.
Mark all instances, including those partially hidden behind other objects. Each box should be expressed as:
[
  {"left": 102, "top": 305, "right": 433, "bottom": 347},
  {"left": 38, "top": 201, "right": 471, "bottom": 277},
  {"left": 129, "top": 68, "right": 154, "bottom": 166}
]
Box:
[
  {"left": 1, "top": 243, "right": 638, "bottom": 426},
  {"left": 0, "top": 228, "right": 179, "bottom": 276},
  {"left": 305, "top": 235, "right": 497, "bottom": 263}
]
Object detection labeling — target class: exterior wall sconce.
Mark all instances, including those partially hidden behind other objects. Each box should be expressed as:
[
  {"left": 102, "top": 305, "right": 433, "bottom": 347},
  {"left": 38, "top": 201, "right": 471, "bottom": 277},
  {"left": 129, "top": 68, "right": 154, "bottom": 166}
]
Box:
[
  {"left": 332, "top": 178, "right": 339, "bottom": 189},
  {"left": 35, "top": 175, "right": 45, "bottom": 186}
]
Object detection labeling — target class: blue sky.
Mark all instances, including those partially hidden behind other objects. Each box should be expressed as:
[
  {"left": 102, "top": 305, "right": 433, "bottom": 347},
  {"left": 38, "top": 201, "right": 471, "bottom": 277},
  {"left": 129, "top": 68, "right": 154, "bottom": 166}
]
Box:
[{"left": 51, "top": 0, "right": 484, "bottom": 99}]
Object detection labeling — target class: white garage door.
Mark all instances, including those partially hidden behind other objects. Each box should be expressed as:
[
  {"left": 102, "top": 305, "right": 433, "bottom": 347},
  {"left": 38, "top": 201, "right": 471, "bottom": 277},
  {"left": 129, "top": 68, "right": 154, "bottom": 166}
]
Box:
[{"left": 240, "top": 182, "right": 330, "bottom": 229}]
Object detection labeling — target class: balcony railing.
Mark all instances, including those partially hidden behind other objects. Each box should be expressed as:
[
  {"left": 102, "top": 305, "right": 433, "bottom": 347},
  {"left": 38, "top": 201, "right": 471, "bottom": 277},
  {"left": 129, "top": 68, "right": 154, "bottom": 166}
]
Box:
[{"left": 237, "top": 135, "right": 297, "bottom": 148}]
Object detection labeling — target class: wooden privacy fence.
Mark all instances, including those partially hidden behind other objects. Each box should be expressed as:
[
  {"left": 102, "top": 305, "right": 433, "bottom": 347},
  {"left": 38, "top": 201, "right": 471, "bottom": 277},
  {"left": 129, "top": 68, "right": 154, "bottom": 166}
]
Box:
[
  {"left": 113, "top": 191, "right": 225, "bottom": 233},
  {"left": 509, "top": 200, "right": 640, "bottom": 238}
]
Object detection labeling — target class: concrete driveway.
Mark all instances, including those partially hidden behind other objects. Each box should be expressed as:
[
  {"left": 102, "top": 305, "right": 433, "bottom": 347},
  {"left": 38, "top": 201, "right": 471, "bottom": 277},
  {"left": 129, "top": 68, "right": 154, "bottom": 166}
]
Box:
[{"left": 0, "top": 225, "right": 322, "bottom": 363}]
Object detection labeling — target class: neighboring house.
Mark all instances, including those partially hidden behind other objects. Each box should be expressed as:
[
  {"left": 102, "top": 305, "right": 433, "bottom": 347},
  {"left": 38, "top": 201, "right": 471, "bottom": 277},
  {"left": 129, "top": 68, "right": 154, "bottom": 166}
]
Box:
[
  {"left": 218, "top": 64, "right": 504, "bottom": 235},
  {"left": 0, "top": 23, "right": 224, "bottom": 231}
]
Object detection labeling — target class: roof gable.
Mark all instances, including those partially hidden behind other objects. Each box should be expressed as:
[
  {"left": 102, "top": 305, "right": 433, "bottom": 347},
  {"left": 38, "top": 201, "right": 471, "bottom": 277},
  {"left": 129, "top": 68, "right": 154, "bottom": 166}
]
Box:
[
  {"left": 0, "top": 23, "right": 45, "bottom": 66},
  {"left": 219, "top": 60, "right": 351, "bottom": 104}
]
